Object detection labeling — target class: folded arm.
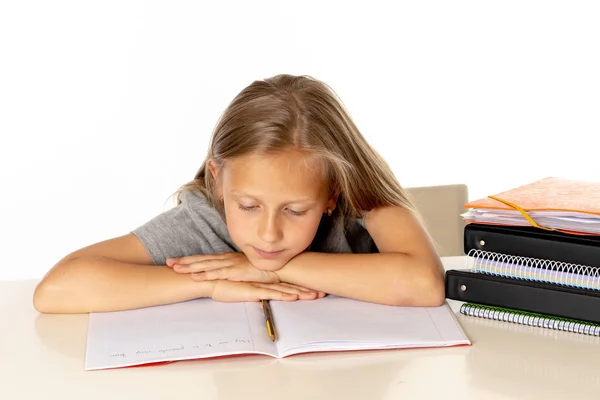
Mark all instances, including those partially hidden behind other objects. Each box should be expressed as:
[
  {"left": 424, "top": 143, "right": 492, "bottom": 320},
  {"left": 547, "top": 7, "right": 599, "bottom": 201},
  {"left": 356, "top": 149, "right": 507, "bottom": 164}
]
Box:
[
  {"left": 172, "top": 206, "right": 446, "bottom": 306},
  {"left": 278, "top": 206, "right": 445, "bottom": 306},
  {"left": 33, "top": 234, "right": 214, "bottom": 313},
  {"left": 35, "top": 233, "right": 326, "bottom": 314}
]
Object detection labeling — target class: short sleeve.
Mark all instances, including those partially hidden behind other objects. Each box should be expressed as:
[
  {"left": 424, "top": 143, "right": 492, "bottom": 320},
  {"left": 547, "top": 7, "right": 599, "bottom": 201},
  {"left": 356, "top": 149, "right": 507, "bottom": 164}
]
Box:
[
  {"left": 131, "top": 190, "right": 238, "bottom": 265},
  {"left": 310, "top": 212, "right": 378, "bottom": 254},
  {"left": 356, "top": 210, "right": 368, "bottom": 228}
]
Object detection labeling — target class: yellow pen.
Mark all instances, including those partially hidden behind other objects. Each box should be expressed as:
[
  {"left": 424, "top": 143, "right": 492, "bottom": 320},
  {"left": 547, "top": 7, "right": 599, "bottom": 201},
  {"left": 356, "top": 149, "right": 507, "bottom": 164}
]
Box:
[{"left": 261, "top": 300, "right": 277, "bottom": 341}]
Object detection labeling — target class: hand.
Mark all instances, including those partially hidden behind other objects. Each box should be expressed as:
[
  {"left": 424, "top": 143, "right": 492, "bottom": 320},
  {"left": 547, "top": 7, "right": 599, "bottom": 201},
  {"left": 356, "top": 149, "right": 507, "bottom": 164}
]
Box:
[
  {"left": 167, "top": 252, "right": 279, "bottom": 284},
  {"left": 209, "top": 280, "right": 327, "bottom": 302}
]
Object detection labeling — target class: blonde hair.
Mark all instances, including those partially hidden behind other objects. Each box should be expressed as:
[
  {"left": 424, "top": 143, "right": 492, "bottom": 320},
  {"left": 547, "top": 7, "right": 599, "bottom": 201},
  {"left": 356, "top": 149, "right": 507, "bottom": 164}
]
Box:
[{"left": 174, "top": 74, "right": 418, "bottom": 229}]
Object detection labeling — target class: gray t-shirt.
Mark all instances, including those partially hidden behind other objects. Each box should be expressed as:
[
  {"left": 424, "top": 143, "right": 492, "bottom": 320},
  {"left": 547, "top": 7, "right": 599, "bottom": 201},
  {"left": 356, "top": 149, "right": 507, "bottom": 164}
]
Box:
[{"left": 132, "top": 189, "right": 378, "bottom": 266}]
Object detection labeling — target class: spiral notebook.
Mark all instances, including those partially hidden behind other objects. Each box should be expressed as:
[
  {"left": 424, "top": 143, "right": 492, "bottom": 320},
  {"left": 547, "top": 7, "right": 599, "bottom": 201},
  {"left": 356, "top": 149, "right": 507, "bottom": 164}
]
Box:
[{"left": 460, "top": 303, "right": 600, "bottom": 337}]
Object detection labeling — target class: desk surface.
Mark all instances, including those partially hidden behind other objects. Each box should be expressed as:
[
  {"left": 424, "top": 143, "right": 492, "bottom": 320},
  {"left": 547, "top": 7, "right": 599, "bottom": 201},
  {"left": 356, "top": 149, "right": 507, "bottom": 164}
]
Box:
[{"left": 3, "top": 256, "right": 600, "bottom": 400}]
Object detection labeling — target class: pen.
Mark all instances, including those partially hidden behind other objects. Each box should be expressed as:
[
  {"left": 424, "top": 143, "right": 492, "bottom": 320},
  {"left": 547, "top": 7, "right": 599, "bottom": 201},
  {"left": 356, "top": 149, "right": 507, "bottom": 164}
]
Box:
[{"left": 261, "top": 300, "right": 277, "bottom": 341}]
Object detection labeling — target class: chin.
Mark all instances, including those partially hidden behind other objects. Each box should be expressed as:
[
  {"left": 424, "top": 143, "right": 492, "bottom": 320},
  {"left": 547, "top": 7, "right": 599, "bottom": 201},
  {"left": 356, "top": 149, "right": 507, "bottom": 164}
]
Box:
[
  {"left": 245, "top": 251, "right": 296, "bottom": 271},
  {"left": 250, "top": 258, "right": 288, "bottom": 271}
]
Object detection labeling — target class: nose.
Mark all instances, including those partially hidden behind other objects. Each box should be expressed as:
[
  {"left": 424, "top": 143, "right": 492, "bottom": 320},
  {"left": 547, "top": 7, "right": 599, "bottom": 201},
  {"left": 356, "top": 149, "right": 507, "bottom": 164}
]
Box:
[{"left": 257, "top": 211, "right": 283, "bottom": 244}]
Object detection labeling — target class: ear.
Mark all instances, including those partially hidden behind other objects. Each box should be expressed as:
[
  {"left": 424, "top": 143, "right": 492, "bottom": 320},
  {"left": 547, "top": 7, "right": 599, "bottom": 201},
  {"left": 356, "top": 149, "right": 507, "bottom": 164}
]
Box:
[
  {"left": 208, "top": 160, "right": 223, "bottom": 199},
  {"left": 326, "top": 192, "right": 339, "bottom": 212},
  {"left": 208, "top": 160, "right": 220, "bottom": 179}
]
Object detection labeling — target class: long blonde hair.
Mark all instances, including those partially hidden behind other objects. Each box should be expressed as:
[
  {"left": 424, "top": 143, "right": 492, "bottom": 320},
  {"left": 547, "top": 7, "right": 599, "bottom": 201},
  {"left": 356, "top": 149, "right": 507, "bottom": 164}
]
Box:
[{"left": 174, "top": 74, "right": 417, "bottom": 229}]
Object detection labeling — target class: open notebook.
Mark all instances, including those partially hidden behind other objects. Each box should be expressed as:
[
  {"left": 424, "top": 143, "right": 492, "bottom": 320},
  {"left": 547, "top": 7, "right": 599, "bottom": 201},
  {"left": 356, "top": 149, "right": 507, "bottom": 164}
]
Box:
[{"left": 85, "top": 296, "right": 470, "bottom": 370}]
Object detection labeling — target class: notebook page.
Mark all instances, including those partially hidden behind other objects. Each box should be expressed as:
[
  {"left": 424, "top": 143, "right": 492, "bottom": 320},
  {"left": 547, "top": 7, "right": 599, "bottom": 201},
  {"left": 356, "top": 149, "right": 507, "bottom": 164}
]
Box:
[
  {"left": 85, "top": 298, "right": 258, "bottom": 370},
  {"left": 270, "top": 296, "right": 470, "bottom": 356}
]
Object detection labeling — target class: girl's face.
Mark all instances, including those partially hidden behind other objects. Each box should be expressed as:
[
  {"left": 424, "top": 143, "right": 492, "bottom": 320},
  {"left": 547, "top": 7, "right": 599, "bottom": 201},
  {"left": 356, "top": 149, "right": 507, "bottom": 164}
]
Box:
[{"left": 215, "top": 150, "right": 336, "bottom": 271}]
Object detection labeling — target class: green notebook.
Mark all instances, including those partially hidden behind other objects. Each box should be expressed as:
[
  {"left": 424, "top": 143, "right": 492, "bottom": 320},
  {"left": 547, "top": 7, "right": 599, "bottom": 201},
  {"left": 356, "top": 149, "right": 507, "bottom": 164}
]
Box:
[{"left": 460, "top": 302, "right": 600, "bottom": 336}]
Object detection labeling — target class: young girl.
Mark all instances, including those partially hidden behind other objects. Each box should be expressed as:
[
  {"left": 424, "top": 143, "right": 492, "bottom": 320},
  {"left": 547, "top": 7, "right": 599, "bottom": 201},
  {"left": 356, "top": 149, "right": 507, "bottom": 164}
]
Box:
[{"left": 33, "top": 74, "right": 445, "bottom": 314}]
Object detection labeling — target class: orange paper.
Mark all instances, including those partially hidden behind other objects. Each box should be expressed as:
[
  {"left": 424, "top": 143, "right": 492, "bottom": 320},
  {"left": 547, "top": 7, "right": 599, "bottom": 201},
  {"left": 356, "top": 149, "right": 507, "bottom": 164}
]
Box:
[{"left": 465, "top": 177, "right": 600, "bottom": 216}]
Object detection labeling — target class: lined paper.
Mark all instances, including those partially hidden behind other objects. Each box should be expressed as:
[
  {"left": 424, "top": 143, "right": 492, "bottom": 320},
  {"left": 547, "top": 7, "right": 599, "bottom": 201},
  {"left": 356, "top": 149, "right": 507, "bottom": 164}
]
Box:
[
  {"left": 270, "top": 296, "right": 469, "bottom": 356},
  {"left": 85, "top": 299, "right": 256, "bottom": 370}
]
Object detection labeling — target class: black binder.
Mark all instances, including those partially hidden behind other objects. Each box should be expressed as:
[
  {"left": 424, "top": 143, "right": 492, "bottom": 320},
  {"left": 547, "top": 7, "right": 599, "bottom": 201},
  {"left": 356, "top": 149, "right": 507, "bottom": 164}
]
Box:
[
  {"left": 464, "top": 223, "right": 600, "bottom": 267},
  {"left": 445, "top": 269, "right": 600, "bottom": 324}
]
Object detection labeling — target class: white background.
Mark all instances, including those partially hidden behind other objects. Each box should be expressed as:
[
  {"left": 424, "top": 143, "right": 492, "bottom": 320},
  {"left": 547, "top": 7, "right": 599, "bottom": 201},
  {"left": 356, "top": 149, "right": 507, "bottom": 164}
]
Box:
[{"left": 2, "top": 1, "right": 599, "bottom": 281}]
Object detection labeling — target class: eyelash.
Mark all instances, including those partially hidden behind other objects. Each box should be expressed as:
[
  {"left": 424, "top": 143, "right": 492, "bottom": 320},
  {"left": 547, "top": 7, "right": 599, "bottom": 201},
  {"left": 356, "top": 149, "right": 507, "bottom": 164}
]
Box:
[
  {"left": 237, "top": 204, "right": 307, "bottom": 216},
  {"left": 288, "top": 209, "right": 307, "bottom": 216}
]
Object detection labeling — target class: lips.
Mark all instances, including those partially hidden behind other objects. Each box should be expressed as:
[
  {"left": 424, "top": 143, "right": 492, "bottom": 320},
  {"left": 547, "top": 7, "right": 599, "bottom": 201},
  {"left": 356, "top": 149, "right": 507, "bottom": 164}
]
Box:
[{"left": 253, "top": 247, "right": 285, "bottom": 259}]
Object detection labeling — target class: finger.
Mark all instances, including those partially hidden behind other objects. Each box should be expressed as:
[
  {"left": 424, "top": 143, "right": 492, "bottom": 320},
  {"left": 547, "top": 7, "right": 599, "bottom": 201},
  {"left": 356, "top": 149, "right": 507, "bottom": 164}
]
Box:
[
  {"left": 191, "top": 268, "right": 229, "bottom": 281},
  {"left": 173, "top": 259, "right": 234, "bottom": 273},
  {"left": 167, "top": 255, "right": 210, "bottom": 266},
  {"left": 255, "top": 283, "right": 318, "bottom": 300},
  {"left": 297, "top": 291, "right": 318, "bottom": 300},
  {"left": 190, "top": 272, "right": 206, "bottom": 281},
  {"left": 255, "top": 288, "right": 299, "bottom": 302},
  {"left": 277, "top": 282, "right": 318, "bottom": 292},
  {"left": 254, "top": 283, "right": 303, "bottom": 294},
  {"left": 167, "top": 253, "right": 230, "bottom": 267},
  {"left": 277, "top": 283, "right": 326, "bottom": 298}
]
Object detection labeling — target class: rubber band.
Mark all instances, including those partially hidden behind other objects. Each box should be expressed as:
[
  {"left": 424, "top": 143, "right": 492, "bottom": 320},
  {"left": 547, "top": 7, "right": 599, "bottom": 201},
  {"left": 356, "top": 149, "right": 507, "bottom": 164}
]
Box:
[{"left": 488, "top": 195, "right": 553, "bottom": 231}]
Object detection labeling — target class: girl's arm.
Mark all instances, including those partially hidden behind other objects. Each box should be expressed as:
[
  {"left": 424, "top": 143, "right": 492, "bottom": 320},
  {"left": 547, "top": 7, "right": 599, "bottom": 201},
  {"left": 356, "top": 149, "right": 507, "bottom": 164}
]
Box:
[
  {"left": 277, "top": 206, "right": 446, "bottom": 307},
  {"left": 33, "top": 234, "right": 214, "bottom": 313},
  {"left": 34, "top": 258, "right": 217, "bottom": 314},
  {"left": 34, "top": 234, "right": 321, "bottom": 314}
]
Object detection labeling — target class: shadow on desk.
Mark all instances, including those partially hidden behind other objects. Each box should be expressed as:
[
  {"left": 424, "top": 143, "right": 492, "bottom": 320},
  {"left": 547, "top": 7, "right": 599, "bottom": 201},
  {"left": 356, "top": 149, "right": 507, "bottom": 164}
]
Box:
[
  {"left": 170, "top": 348, "right": 471, "bottom": 399},
  {"left": 35, "top": 312, "right": 89, "bottom": 360},
  {"left": 459, "top": 314, "right": 600, "bottom": 400}
]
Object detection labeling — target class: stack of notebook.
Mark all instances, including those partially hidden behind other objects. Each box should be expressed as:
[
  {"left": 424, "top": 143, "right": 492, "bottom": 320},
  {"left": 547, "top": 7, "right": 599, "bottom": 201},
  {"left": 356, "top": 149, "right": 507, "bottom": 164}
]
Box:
[{"left": 445, "top": 177, "right": 600, "bottom": 336}]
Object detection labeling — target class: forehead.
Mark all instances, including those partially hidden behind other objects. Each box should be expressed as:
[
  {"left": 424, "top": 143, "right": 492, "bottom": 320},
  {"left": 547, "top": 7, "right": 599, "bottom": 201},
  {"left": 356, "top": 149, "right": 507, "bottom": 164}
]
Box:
[{"left": 222, "top": 151, "right": 328, "bottom": 201}]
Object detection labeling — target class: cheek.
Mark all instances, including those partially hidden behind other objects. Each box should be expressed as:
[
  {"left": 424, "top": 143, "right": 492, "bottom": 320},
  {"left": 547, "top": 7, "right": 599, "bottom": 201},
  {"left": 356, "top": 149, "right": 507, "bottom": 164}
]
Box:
[
  {"left": 223, "top": 209, "right": 247, "bottom": 242},
  {"left": 287, "top": 215, "right": 323, "bottom": 247}
]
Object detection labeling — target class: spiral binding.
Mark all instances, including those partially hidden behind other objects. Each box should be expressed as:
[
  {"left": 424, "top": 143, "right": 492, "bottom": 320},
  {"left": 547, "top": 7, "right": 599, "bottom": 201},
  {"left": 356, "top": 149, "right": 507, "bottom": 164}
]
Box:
[
  {"left": 467, "top": 249, "right": 600, "bottom": 291},
  {"left": 460, "top": 303, "right": 600, "bottom": 337},
  {"left": 462, "top": 311, "right": 600, "bottom": 345}
]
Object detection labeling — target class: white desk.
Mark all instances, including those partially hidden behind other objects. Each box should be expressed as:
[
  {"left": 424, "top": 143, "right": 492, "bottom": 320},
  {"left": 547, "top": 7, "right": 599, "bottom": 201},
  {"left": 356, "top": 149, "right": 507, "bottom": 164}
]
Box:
[{"left": 2, "top": 256, "right": 600, "bottom": 400}]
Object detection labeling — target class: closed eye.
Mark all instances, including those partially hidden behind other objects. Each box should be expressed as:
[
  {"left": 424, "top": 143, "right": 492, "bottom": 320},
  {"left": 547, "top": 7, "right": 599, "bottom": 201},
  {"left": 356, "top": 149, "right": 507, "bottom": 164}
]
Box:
[
  {"left": 287, "top": 209, "right": 307, "bottom": 216},
  {"left": 238, "top": 204, "right": 257, "bottom": 212},
  {"left": 237, "top": 203, "right": 307, "bottom": 216}
]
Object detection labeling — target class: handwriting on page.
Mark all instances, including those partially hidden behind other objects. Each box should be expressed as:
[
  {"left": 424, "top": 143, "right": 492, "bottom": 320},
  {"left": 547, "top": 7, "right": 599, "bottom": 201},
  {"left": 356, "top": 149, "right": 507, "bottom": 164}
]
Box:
[
  {"left": 87, "top": 299, "right": 255, "bottom": 368},
  {"left": 108, "top": 339, "right": 253, "bottom": 359}
]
